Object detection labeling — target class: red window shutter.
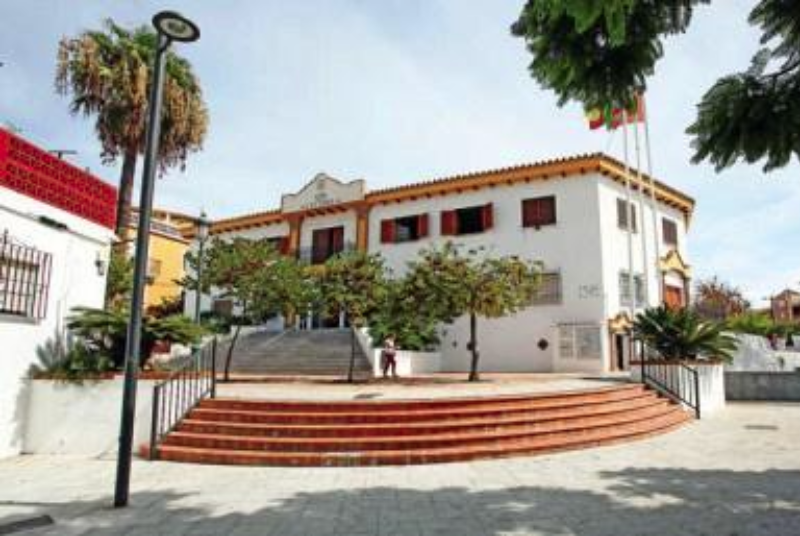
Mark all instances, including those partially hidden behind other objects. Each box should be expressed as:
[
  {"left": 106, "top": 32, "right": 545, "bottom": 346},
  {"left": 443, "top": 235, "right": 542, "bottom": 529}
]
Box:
[
  {"left": 441, "top": 210, "right": 456, "bottom": 235},
  {"left": 417, "top": 213, "right": 429, "bottom": 238},
  {"left": 482, "top": 203, "right": 494, "bottom": 230},
  {"left": 542, "top": 196, "right": 556, "bottom": 225},
  {"left": 279, "top": 236, "right": 290, "bottom": 255},
  {"left": 380, "top": 219, "right": 395, "bottom": 244}
]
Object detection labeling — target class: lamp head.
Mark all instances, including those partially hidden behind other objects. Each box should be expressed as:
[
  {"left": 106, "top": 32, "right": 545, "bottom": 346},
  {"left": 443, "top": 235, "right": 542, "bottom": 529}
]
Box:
[
  {"left": 153, "top": 11, "right": 200, "bottom": 43},
  {"left": 197, "top": 210, "right": 210, "bottom": 241}
]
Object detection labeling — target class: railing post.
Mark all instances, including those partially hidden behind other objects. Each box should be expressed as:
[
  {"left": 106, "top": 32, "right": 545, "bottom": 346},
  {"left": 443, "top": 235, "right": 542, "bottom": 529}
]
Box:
[
  {"left": 149, "top": 386, "right": 161, "bottom": 461},
  {"left": 210, "top": 337, "right": 217, "bottom": 398},
  {"left": 693, "top": 368, "right": 701, "bottom": 419}
]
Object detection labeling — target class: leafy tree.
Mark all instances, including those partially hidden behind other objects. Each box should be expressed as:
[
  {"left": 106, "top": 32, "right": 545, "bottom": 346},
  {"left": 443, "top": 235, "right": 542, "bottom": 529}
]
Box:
[
  {"left": 197, "top": 238, "right": 281, "bottom": 380},
  {"left": 693, "top": 276, "right": 750, "bottom": 321},
  {"left": 511, "top": 0, "right": 800, "bottom": 171},
  {"left": 368, "top": 278, "right": 443, "bottom": 352},
  {"left": 633, "top": 305, "right": 738, "bottom": 362},
  {"left": 405, "top": 244, "right": 542, "bottom": 382},
  {"left": 315, "top": 251, "right": 388, "bottom": 382},
  {"left": 56, "top": 19, "right": 208, "bottom": 238}
]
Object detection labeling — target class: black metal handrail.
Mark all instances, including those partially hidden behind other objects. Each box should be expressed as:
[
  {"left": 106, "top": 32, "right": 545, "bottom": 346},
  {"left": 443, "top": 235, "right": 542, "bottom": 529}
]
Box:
[
  {"left": 640, "top": 354, "right": 701, "bottom": 418},
  {"left": 149, "top": 338, "right": 217, "bottom": 459}
]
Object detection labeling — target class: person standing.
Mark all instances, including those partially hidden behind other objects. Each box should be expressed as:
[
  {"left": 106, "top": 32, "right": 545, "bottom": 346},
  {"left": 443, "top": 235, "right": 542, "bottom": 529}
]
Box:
[{"left": 382, "top": 335, "right": 398, "bottom": 379}]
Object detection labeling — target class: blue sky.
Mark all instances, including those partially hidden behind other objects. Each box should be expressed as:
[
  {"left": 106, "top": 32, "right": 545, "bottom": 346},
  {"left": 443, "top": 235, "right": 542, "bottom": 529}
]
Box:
[{"left": 1, "top": 1, "right": 798, "bottom": 305}]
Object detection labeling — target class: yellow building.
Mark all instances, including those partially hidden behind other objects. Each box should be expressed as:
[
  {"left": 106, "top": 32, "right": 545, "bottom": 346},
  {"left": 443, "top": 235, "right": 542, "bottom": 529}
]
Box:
[{"left": 129, "top": 209, "right": 196, "bottom": 310}]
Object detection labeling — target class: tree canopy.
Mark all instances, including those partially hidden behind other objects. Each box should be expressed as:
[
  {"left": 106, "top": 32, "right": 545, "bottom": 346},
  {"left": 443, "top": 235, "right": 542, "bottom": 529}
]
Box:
[
  {"left": 511, "top": 0, "right": 800, "bottom": 171},
  {"left": 56, "top": 19, "right": 208, "bottom": 236}
]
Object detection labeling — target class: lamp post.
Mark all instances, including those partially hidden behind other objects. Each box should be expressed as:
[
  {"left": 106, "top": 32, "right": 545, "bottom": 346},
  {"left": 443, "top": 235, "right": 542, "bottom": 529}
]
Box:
[
  {"left": 194, "top": 211, "right": 210, "bottom": 323},
  {"left": 114, "top": 11, "right": 200, "bottom": 509}
]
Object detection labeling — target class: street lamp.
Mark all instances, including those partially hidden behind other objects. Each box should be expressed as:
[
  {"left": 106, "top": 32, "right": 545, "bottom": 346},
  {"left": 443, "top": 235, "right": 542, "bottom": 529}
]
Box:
[
  {"left": 114, "top": 10, "right": 200, "bottom": 509},
  {"left": 194, "top": 211, "right": 210, "bottom": 323}
]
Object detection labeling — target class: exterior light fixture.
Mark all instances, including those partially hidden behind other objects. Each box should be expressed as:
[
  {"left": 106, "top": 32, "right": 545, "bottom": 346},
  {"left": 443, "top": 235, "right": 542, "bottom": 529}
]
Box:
[{"left": 114, "top": 10, "right": 200, "bottom": 509}]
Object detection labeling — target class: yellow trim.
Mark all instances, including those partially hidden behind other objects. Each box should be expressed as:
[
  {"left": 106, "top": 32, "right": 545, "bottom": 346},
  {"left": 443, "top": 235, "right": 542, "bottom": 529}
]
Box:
[
  {"left": 660, "top": 249, "right": 692, "bottom": 278},
  {"left": 608, "top": 312, "right": 633, "bottom": 332}
]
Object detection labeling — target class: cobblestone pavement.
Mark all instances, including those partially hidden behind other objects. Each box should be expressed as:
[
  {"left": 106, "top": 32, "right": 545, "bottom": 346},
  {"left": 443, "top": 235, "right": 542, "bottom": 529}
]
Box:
[{"left": 1, "top": 403, "right": 798, "bottom": 536}]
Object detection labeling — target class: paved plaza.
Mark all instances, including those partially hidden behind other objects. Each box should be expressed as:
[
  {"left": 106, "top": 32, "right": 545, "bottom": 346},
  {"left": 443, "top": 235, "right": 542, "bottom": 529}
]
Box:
[{"left": 1, "top": 402, "right": 799, "bottom": 536}]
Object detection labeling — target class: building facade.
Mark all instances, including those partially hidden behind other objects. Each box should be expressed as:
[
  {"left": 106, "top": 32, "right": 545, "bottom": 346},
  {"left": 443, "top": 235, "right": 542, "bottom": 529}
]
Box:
[
  {"left": 0, "top": 129, "right": 116, "bottom": 457},
  {"left": 190, "top": 153, "right": 694, "bottom": 374}
]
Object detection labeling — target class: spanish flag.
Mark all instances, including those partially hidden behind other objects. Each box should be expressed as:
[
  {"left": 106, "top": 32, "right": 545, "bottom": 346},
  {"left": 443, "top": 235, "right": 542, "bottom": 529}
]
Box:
[{"left": 586, "top": 95, "right": 645, "bottom": 130}]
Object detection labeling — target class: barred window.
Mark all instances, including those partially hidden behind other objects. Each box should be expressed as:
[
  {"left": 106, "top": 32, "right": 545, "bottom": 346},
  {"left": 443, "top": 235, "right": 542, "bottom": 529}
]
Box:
[
  {"left": 0, "top": 233, "right": 52, "bottom": 320},
  {"left": 558, "top": 324, "right": 602, "bottom": 360},
  {"left": 531, "top": 272, "right": 562, "bottom": 305},
  {"left": 619, "top": 271, "right": 645, "bottom": 306}
]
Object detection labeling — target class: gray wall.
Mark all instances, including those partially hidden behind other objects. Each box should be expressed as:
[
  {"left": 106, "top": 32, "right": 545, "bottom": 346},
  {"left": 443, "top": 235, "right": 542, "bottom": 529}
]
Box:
[{"left": 725, "top": 371, "right": 800, "bottom": 401}]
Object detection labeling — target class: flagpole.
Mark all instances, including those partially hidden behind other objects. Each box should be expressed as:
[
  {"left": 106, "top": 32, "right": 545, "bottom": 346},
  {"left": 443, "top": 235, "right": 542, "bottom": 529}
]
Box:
[
  {"left": 641, "top": 93, "right": 663, "bottom": 304},
  {"left": 632, "top": 109, "right": 650, "bottom": 307},
  {"left": 622, "top": 119, "right": 636, "bottom": 318}
]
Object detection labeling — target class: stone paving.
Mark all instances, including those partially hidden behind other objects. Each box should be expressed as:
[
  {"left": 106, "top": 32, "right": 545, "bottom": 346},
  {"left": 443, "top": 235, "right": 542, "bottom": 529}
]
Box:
[{"left": 1, "top": 403, "right": 799, "bottom": 536}]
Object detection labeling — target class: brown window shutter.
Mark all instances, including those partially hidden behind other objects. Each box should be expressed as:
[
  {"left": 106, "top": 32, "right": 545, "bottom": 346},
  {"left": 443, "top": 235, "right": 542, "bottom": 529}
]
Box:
[
  {"left": 417, "top": 213, "right": 429, "bottom": 238},
  {"left": 521, "top": 199, "right": 534, "bottom": 227},
  {"left": 482, "top": 203, "right": 494, "bottom": 230},
  {"left": 441, "top": 210, "right": 456, "bottom": 235},
  {"left": 380, "top": 219, "right": 395, "bottom": 244}
]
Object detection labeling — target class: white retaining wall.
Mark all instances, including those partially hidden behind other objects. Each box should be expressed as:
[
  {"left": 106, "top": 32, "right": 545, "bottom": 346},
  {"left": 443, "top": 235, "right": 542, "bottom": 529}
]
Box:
[{"left": 23, "top": 379, "right": 157, "bottom": 457}]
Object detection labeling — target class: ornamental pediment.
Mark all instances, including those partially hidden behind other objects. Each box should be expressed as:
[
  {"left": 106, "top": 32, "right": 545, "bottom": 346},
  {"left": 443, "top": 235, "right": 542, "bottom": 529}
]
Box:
[
  {"left": 281, "top": 173, "right": 365, "bottom": 213},
  {"left": 659, "top": 249, "right": 692, "bottom": 277}
]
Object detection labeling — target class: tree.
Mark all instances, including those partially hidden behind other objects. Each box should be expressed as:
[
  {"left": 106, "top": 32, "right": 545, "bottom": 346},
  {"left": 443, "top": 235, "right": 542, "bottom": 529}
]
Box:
[
  {"left": 511, "top": 1, "right": 800, "bottom": 171},
  {"left": 633, "top": 306, "right": 738, "bottom": 362},
  {"left": 196, "top": 238, "right": 281, "bottom": 381},
  {"left": 56, "top": 19, "right": 208, "bottom": 239},
  {"left": 405, "top": 244, "right": 542, "bottom": 382},
  {"left": 315, "top": 251, "right": 388, "bottom": 382},
  {"left": 693, "top": 276, "right": 750, "bottom": 321}
]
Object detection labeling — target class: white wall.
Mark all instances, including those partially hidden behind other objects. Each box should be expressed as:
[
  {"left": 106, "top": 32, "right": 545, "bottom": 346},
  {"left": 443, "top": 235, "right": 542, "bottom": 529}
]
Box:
[
  {"left": 0, "top": 187, "right": 114, "bottom": 458},
  {"left": 23, "top": 379, "right": 156, "bottom": 456},
  {"left": 368, "top": 175, "right": 608, "bottom": 372},
  {"left": 597, "top": 176, "right": 689, "bottom": 316}
]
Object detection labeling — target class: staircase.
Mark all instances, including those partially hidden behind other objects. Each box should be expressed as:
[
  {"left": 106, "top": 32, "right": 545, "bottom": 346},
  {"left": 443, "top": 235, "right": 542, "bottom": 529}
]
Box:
[
  {"left": 154, "top": 384, "right": 692, "bottom": 466},
  {"left": 228, "top": 329, "right": 371, "bottom": 377}
]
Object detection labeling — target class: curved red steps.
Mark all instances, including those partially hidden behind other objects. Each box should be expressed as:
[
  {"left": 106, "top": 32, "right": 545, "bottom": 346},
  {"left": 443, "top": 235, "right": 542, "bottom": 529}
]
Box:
[{"left": 154, "top": 383, "right": 691, "bottom": 466}]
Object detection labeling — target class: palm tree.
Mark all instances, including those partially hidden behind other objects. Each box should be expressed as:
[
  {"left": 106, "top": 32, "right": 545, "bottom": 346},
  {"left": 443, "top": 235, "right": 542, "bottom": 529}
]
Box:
[
  {"left": 56, "top": 19, "right": 208, "bottom": 239},
  {"left": 633, "top": 306, "right": 738, "bottom": 362}
]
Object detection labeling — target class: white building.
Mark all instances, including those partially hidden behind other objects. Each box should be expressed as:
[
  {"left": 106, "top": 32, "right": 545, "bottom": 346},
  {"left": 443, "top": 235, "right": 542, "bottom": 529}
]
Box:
[
  {"left": 191, "top": 153, "right": 694, "bottom": 374},
  {"left": 0, "top": 129, "right": 116, "bottom": 457}
]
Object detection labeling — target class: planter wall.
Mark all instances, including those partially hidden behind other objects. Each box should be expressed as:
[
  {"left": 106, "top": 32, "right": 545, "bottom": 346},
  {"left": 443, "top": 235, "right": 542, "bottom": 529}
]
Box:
[
  {"left": 631, "top": 361, "right": 726, "bottom": 417},
  {"left": 23, "top": 379, "right": 157, "bottom": 457},
  {"left": 725, "top": 371, "right": 800, "bottom": 401},
  {"left": 356, "top": 328, "right": 442, "bottom": 377}
]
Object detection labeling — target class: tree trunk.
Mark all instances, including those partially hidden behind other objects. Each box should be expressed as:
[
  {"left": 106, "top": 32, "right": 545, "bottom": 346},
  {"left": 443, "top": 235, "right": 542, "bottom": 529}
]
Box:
[
  {"left": 468, "top": 312, "right": 480, "bottom": 382},
  {"left": 114, "top": 148, "right": 138, "bottom": 245},
  {"left": 223, "top": 324, "right": 243, "bottom": 382}
]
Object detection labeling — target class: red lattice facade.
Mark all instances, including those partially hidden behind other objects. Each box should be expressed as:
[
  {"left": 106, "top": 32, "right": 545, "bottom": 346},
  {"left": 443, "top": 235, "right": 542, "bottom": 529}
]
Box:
[{"left": 0, "top": 128, "right": 117, "bottom": 229}]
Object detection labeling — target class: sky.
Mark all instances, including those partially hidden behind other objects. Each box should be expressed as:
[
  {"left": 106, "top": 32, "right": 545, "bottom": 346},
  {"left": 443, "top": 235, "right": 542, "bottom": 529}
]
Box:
[{"left": 1, "top": 0, "right": 798, "bottom": 305}]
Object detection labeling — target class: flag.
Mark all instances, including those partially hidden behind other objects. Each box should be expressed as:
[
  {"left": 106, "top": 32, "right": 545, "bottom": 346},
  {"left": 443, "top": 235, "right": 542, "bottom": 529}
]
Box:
[{"left": 586, "top": 95, "right": 645, "bottom": 130}]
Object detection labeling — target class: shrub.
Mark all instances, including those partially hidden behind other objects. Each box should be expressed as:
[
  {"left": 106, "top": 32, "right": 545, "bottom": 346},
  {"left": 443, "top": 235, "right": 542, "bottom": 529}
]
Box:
[
  {"left": 30, "top": 331, "right": 115, "bottom": 382},
  {"left": 633, "top": 306, "right": 738, "bottom": 362}
]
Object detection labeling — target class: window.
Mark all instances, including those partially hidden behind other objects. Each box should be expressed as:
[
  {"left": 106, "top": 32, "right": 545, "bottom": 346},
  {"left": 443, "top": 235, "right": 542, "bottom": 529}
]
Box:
[
  {"left": 380, "top": 214, "right": 429, "bottom": 244},
  {"left": 0, "top": 234, "right": 52, "bottom": 320},
  {"left": 441, "top": 204, "right": 493, "bottom": 236},
  {"left": 522, "top": 196, "right": 557, "bottom": 228},
  {"left": 147, "top": 258, "right": 162, "bottom": 279},
  {"left": 531, "top": 272, "right": 562, "bottom": 305},
  {"left": 662, "top": 218, "right": 678, "bottom": 247},
  {"left": 619, "top": 271, "right": 645, "bottom": 306},
  {"left": 616, "top": 198, "right": 637, "bottom": 232},
  {"left": 212, "top": 299, "right": 234, "bottom": 317},
  {"left": 558, "top": 324, "right": 602, "bottom": 360}
]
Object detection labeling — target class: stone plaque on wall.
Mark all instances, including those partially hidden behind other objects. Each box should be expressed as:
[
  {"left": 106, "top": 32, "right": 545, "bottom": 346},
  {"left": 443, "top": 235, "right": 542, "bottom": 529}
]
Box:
[{"left": 281, "top": 173, "right": 365, "bottom": 213}]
